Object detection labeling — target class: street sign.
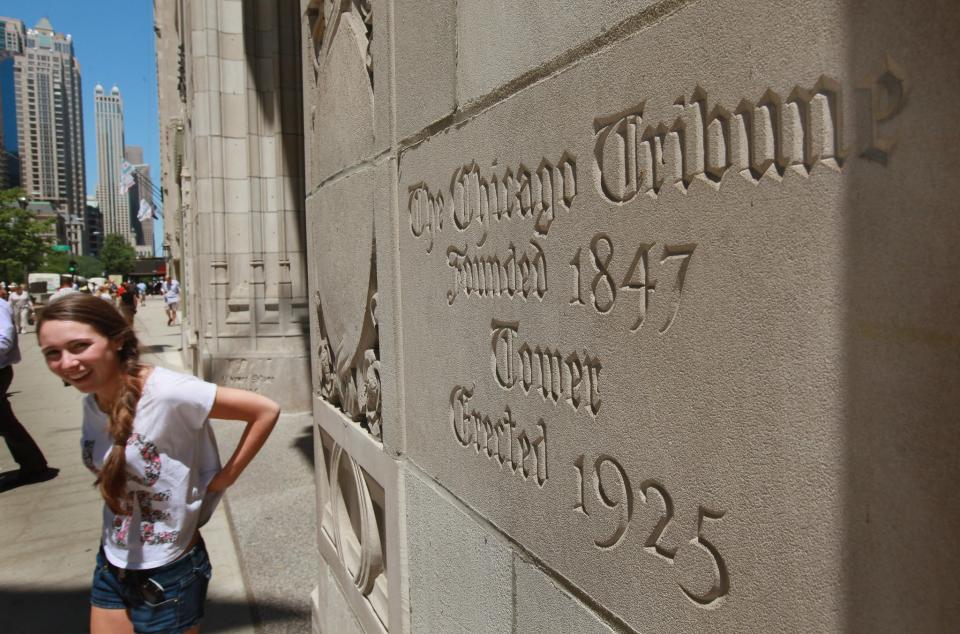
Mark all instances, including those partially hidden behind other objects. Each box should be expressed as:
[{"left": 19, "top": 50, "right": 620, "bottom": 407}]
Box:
[{"left": 51, "top": 244, "right": 71, "bottom": 252}]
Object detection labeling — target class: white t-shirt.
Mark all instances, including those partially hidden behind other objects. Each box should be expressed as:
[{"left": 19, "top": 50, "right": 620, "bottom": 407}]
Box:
[
  {"left": 50, "top": 287, "right": 78, "bottom": 301},
  {"left": 8, "top": 291, "right": 31, "bottom": 312},
  {"left": 162, "top": 280, "right": 180, "bottom": 304},
  {"left": 81, "top": 366, "right": 221, "bottom": 569}
]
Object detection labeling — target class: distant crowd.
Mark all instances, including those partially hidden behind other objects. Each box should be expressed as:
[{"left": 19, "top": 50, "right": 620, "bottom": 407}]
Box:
[{"left": 1, "top": 276, "right": 181, "bottom": 331}]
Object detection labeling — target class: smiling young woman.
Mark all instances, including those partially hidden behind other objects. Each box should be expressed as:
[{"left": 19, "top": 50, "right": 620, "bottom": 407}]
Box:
[{"left": 37, "top": 294, "right": 280, "bottom": 634}]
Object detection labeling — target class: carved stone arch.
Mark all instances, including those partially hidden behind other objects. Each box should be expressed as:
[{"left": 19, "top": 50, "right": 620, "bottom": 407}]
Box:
[{"left": 329, "top": 443, "right": 385, "bottom": 595}]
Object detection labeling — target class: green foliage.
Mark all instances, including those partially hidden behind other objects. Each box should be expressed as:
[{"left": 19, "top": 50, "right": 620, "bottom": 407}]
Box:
[
  {"left": 41, "top": 252, "right": 103, "bottom": 278},
  {"left": 99, "top": 234, "right": 137, "bottom": 275},
  {"left": 0, "top": 188, "right": 53, "bottom": 283}
]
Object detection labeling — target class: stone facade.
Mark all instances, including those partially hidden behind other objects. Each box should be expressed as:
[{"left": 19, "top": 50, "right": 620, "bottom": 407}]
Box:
[
  {"left": 162, "top": 1, "right": 960, "bottom": 632},
  {"left": 155, "top": 0, "right": 311, "bottom": 412}
]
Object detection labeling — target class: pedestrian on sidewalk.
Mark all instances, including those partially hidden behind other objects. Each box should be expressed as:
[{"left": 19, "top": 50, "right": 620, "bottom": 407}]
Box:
[
  {"left": 0, "top": 286, "right": 49, "bottom": 482},
  {"left": 8, "top": 284, "right": 34, "bottom": 334},
  {"left": 161, "top": 276, "right": 180, "bottom": 326},
  {"left": 37, "top": 294, "right": 280, "bottom": 634},
  {"left": 118, "top": 280, "right": 138, "bottom": 323},
  {"left": 51, "top": 278, "right": 78, "bottom": 301}
]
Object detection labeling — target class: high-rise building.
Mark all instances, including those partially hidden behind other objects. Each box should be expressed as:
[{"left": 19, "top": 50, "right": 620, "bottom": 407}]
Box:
[
  {"left": 83, "top": 194, "right": 102, "bottom": 257},
  {"left": 9, "top": 17, "right": 86, "bottom": 253},
  {"left": 94, "top": 84, "right": 133, "bottom": 246},
  {"left": 124, "top": 144, "right": 155, "bottom": 256},
  {"left": 0, "top": 18, "right": 23, "bottom": 189}
]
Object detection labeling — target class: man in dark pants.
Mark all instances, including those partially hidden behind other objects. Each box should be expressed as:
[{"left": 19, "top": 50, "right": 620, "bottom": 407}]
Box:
[{"left": 0, "top": 286, "right": 48, "bottom": 481}]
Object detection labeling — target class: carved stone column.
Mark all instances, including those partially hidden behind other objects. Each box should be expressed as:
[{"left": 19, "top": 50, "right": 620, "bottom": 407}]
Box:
[{"left": 182, "top": 0, "right": 310, "bottom": 410}]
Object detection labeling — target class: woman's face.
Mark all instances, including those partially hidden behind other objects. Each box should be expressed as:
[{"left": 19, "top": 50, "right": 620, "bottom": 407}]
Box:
[{"left": 38, "top": 320, "right": 122, "bottom": 396}]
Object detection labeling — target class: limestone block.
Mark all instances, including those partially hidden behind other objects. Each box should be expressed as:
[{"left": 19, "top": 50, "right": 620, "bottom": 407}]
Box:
[
  {"left": 218, "top": 31, "right": 244, "bottom": 61},
  {"left": 221, "top": 93, "right": 247, "bottom": 138},
  {"left": 224, "top": 178, "right": 251, "bottom": 213},
  {"left": 194, "top": 177, "right": 213, "bottom": 213},
  {"left": 220, "top": 59, "right": 246, "bottom": 95},
  {"left": 261, "top": 212, "right": 278, "bottom": 246},
  {"left": 393, "top": 0, "right": 456, "bottom": 141},
  {"left": 222, "top": 138, "right": 249, "bottom": 179},
  {"left": 207, "top": 351, "right": 311, "bottom": 412},
  {"left": 372, "top": 158, "right": 404, "bottom": 455},
  {"left": 405, "top": 469, "right": 513, "bottom": 633},
  {"left": 456, "top": 0, "right": 662, "bottom": 104},
  {"left": 191, "top": 29, "right": 207, "bottom": 57},
  {"left": 193, "top": 91, "right": 211, "bottom": 137},
  {"left": 223, "top": 213, "right": 249, "bottom": 251},
  {"left": 220, "top": 0, "right": 244, "bottom": 35},
  {"left": 312, "top": 10, "right": 375, "bottom": 182},
  {"left": 205, "top": 29, "right": 220, "bottom": 58},
  {"left": 391, "top": 0, "right": 960, "bottom": 630},
  {"left": 371, "top": 0, "right": 392, "bottom": 152},
  {"left": 513, "top": 555, "right": 615, "bottom": 634},
  {"left": 204, "top": 55, "right": 222, "bottom": 94},
  {"left": 311, "top": 167, "right": 375, "bottom": 382},
  {"left": 313, "top": 580, "right": 365, "bottom": 634}
]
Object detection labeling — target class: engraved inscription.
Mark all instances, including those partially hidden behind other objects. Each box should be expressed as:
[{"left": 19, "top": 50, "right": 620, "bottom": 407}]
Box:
[
  {"left": 407, "top": 155, "right": 577, "bottom": 253},
  {"left": 408, "top": 183, "right": 445, "bottom": 254},
  {"left": 570, "top": 236, "right": 695, "bottom": 333},
  {"left": 446, "top": 240, "right": 547, "bottom": 305},
  {"left": 450, "top": 384, "right": 548, "bottom": 487},
  {"left": 574, "top": 454, "right": 729, "bottom": 608},
  {"left": 491, "top": 319, "right": 602, "bottom": 416},
  {"left": 857, "top": 54, "right": 908, "bottom": 166},
  {"left": 594, "top": 80, "right": 844, "bottom": 202}
]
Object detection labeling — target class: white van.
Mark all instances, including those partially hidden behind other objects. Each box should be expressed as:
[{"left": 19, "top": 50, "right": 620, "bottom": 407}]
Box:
[{"left": 26, "top": 272, "right": 61, "bottom": 306}]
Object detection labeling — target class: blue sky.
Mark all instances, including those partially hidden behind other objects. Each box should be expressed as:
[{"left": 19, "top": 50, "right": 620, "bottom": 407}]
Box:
[{"left": 4, "top": 0, "right": 162, "bottom": 252}]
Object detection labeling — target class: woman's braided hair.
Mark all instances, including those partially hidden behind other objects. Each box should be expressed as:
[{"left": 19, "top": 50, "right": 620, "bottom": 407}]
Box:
[{"left": 38, "top": 293, "right": 144, "bottom": 514}]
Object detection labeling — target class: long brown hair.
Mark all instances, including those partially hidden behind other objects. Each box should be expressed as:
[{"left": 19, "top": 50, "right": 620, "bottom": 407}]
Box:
[{"left": 38, "top": 294, "right": 144, "bottom": 514}]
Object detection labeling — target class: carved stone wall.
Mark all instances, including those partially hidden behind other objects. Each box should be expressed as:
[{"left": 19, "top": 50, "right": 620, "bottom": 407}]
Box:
[
  {"left": 156, "top": 0, "right": 311, "bottom": 412},
  {"left": 306, "top": 0, "right": 960, "bottom": 632}
]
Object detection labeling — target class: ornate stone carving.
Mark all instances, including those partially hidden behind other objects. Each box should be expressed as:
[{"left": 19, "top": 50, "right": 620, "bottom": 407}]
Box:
[
  {"left": 357, "top": 348, "right": 382, "bottom": 438},
  {"left": 317, "top": 430, "right": 388, "bottom": 630},
  {"left": 306, "top": 0, "right": 372, "bottom": 84},
  {"left": 306, "top": 0, "right": 381, "bottom": 442},
  {"left": 314, "top": 284, "right": 382, "bottom": 440}
]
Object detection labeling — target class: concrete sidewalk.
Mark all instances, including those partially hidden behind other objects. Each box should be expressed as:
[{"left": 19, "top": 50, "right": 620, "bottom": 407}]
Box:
[{"left": 0, "top": 299, "right": 256, "bottom": 634}]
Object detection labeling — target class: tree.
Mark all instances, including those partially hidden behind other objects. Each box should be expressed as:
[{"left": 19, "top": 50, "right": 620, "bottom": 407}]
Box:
[
  {"left": 0, "top": 188, "right": 53, "bottom": 283},
  {"left": 99, "top": 234, "right": 137, "bottom": 276},
  {"left": 40, "top": 252, "right": 104, "bottom": 278}
]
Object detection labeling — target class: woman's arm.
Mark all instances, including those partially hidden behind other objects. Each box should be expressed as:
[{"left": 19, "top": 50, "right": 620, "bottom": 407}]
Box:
[{"left": 205, "top": 387, "right": 281, "bottom": 492}]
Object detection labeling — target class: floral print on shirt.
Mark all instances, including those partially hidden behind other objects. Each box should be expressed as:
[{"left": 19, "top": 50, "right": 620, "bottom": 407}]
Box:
[{"left": 109, "top": 433, "right": 180, "bottom": 547}]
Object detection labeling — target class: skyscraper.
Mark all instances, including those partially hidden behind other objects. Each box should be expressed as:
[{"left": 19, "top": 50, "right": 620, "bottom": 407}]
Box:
[
  {"left": 94, "top": 84, "right": 133, "bottom": 245},
  {"left": 0, "top": 17, "right": 24, "bottom": 189},
  {"left": 10, "top": 17, "right": 86, "bottom": 253},
  {"left": 125, "top": 144, "right": 155, "bottom": 256}
]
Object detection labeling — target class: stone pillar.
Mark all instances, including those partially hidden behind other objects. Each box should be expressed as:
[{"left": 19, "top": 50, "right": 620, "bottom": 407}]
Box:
[
  {"left": 155, "top": 0, "right": 309, "bottom": 411},
  {"left": 183, "top": 0, "right": 310, "bottom": 411}
]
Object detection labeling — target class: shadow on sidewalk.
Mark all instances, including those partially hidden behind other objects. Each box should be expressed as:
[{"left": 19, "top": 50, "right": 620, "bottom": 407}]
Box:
[{"left": 0, "top": 586, "right": 307, "bottom": 633}]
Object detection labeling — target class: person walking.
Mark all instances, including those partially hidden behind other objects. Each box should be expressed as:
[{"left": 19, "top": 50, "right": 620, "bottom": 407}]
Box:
[
  {"left": 8, "top": 284, "right": 34, "bottom": 334},
  {"left": 0, "top": 286, "right": 49, "bottom": 482},
  {"left": 161, "top": 277, "right": 180, "bottom": 326},
  {"left": 118, "top": 281, "right": 138, "bottom": 324},
  {"left": 136, "top": 281, "right": 147, "bottom": 306},
  {"left": 37, "top": 294, "right": 279, "bottom": 633},
  {"left": 51, "top": 279, "right": 78, "bottom": 302}
]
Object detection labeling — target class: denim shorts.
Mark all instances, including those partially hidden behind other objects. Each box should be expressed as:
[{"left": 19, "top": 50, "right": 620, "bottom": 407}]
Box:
[{"left": 90, "top": 539, "right": 213, "bottom": 633}]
